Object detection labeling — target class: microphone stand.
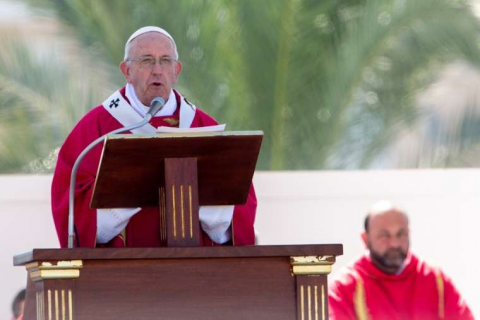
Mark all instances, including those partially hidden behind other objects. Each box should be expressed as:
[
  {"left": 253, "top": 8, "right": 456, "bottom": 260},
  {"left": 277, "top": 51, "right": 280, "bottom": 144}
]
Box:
[{"left": 68, "top": 98, "right": 164, "bottom": 248}]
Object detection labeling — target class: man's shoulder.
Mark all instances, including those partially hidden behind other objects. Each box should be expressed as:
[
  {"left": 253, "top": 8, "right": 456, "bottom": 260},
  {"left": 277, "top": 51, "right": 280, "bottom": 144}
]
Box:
[
  {"left": 331, "top": 256, "right": 365, "bottom": 289},
  {"left": 194, "top": 107, "right": 218, "bottom": 125},
  {"left": 77, "top": 88, "right": 126, "bottom": 126},
  {"left": 409, "top": 253, "right": 445, "bottom": 279},
  {"left": 174, "top": 89, "right": 218, "bottom": 126},
  {"left": 79, "top": 87, "right": 126, "bottom": 121},
  {"left": 68, "top": 102, "right": 121, "bottom": 140},
  {"left": 76, "top": 104, "right": 111, "bottom": 126}
]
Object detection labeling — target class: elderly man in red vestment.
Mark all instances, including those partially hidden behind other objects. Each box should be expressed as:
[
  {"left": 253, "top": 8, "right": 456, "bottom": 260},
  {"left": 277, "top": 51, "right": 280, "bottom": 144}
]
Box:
[
  {"left": 329, "top": 201, "right": 473, "bottom": 320},
  {"left": 51, "top": 26, "right": 256, "bottom": 248}
]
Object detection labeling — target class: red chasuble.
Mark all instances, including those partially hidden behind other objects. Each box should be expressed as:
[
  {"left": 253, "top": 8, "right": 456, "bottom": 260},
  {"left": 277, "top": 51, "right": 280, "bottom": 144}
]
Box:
[
  {"left": 52, "top": 87, "right": 257, "bottom": 248},
  {"left": 329, "top": 253, "right": 473, "bottom": 320}
]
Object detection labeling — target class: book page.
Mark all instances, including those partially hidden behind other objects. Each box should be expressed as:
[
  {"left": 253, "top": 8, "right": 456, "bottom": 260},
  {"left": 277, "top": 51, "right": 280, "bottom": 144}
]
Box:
[{"left": 156, "top": 124, "right": 226, "bottom": 133}]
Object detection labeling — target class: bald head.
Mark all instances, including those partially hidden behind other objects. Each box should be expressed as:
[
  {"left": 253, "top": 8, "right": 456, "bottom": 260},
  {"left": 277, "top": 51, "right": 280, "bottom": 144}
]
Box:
[
  {"left": 362, "top": 201, "right": 410, "bottom": 274},
  {"left": 364, "top": 200, "right": 408, "bottom": 233}
]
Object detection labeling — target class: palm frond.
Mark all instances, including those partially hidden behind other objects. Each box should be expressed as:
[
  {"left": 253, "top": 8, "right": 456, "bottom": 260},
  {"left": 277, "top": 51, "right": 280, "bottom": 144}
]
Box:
[
  {"left": 0, "top": 28, "right": 114, "bottom": 172},
  {"left": 12, "top": 0, "right": 480, "bottom": 170}
]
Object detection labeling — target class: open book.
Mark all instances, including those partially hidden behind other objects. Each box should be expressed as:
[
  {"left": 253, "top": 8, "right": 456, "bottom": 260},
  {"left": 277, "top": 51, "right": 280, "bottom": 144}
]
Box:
[{"left": 156, "top": 124, "right": 226, "bottom": 133}]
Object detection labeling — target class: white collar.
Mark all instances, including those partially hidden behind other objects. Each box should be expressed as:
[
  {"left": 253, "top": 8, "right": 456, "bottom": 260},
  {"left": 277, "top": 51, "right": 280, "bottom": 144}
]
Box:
[{"left": 125, "top": 83, "right": 177, "bottom": 117}]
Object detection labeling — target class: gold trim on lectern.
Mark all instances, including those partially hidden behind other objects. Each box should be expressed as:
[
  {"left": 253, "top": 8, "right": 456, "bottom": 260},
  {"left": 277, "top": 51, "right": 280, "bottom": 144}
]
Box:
[
  {"left": 172, "top": 184, "right": 177, "bottom": 239},
  {"left": 293, "top": 265, "right": 332, "bottom": 275},
  {"left": 291, "top": 256, "right": 335, "bottom": 275},
  {"left": 26, "top": 260, "right": 83, "bottom": 270},
  {"left": 30, "top": 270, "right": 80, "bottom": 281},
  {"left": 181, "top": 184, "right": 185, "bottom": 239},
  {"left": 291, "top": 256, "right": 334, "bottom": 265},
  {"left": 26, "top": 260, "right": 83, "bottom": 282},
  {"left": 189, "top": 185, "right": 193, "bottom": 239}
]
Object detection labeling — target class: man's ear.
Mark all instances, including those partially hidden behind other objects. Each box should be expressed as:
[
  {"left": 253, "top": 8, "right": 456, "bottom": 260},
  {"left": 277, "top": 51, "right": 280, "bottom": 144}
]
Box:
[
  {"left": 173, "top": 61, "right": 183, "bottom": 83},
  {"left": 361, "top": 232, "right": 368, "bottom": 248},
  {"left": 120, "top": 61, "right": 131, "bottom": 83}
]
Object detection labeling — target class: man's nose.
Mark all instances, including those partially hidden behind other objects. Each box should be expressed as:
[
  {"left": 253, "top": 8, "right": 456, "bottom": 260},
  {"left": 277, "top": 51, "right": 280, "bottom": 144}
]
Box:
[
  {"left": 151, "top": 60, "right": 163, "bottom": 73},
  {"left": 388, "top": 236, "right": 402, "bottom": 248}
]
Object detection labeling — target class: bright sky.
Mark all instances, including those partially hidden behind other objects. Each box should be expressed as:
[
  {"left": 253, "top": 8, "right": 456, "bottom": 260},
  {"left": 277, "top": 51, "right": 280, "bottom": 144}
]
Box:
[
  {"left": 0, "top": 0, "right": 31, "bottom": 23},
  {"left": 472, "top": 0, "right": 480, "bottom": 18}
]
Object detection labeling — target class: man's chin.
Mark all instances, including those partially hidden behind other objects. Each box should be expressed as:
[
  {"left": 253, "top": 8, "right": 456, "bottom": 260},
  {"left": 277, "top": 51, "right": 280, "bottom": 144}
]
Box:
[
  {"left": 383, "top": 259, "right": 403, "bottom": 269},
  {"left": 370, "top": 249, "right": 406, "bottom": 273},
  {"left": 384, "top": 255, "right": 404, "bottom": 265}
]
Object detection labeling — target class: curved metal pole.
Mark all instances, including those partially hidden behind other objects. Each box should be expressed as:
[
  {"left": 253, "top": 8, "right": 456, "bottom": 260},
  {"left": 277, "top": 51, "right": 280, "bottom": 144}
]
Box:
[{"left": 67, "top": 114, "right": 153, "bottom": 248}]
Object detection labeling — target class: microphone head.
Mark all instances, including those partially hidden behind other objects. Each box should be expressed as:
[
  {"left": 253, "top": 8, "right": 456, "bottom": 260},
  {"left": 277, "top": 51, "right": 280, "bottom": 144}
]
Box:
[{"left": 147, "top": 97, "right": 166, "bottom": 117}]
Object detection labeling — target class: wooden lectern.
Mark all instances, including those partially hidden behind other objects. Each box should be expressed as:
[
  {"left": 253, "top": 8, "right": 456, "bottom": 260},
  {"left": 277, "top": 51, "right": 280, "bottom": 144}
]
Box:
[
  {"left": 14, "top": 131, "right": 344, "bottom": 320},
  {"left": 91, "top": 131, "right": 263, "bottom": 247},
  {"left": 15, "top": 245, "right": 343, "bottom": 320}
]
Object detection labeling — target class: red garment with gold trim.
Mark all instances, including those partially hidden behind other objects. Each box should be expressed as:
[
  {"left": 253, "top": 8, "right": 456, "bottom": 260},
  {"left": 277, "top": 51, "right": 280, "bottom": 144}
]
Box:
[
  {"left": 51, "top": 87, "right": 256, "bottom": 248},
  {"left": 329, "top": 253, "right": 473, "bottom": 320}
]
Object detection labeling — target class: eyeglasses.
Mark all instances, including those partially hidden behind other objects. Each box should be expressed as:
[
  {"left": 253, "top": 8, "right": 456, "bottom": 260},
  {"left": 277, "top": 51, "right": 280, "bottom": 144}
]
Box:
[{"left": 126, "top": 56, "right": 176, "bottom": 69}]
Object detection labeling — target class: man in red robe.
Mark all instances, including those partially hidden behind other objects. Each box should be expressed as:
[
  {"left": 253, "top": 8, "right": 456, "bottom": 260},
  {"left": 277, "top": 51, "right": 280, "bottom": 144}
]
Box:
[
  {"left": 51, "top": 26, "right": 257, "bottom": 248},
  {"left": 329, "top": 201, "right": 473, "bottom": 320}
]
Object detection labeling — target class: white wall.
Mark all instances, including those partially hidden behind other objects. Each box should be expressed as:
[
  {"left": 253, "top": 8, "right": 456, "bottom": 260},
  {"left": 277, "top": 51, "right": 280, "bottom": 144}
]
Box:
[
  {"left": 0, "top": 175, "right": 57, "bottom": 320},
  {"left": 1, "top": 171, "right": 478, "bottom": 319}
]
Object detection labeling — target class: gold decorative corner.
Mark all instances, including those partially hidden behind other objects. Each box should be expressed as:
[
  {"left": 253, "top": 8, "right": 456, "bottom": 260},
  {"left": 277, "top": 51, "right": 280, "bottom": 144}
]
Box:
[
  {"left": 52, "top": 260, "right": 83, "bottom": 268},
  {"left": 293, "top": 265, "right": 333, "bottom": 275},
  {"left": 291, "top": 256, "right": 335, "bottom": 275},
  {"left": 27, "top": 260, "right": 83, "bottom": 282},
  {"left": 291, "top": 256, "right": 335, "bottom": 265}
]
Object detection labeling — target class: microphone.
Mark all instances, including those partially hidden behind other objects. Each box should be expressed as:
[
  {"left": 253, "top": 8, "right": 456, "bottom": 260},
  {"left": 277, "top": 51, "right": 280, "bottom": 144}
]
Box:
[
  {"left": 67, "top": 96, "right": 165, "bottom": 248},
  {"left": 146, "top": 97, "right": 166, "bottom": 118}
]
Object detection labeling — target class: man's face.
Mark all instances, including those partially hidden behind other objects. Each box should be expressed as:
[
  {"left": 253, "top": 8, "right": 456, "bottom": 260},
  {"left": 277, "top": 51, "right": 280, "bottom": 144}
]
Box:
[
  {"left": 120, "top": 32, "right": 182, "bottom": 105},
  {"left": 362, "top": 209, "right": 410, "bottom": 274}
]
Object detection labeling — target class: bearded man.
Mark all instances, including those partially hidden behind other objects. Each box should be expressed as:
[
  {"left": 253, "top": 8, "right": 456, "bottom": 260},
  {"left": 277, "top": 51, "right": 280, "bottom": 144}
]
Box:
[
  {"left": 328, "top": 201, "right": 473, "bottom": 320},
  {"left": 51, "top": 26, "right": 256, "bottom": 248}
]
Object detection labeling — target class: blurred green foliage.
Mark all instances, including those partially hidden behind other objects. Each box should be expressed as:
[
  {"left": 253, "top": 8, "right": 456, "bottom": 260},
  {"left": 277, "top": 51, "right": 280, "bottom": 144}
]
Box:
[{"left": 1, "top": 0, "right": 480, "bottom": 172}]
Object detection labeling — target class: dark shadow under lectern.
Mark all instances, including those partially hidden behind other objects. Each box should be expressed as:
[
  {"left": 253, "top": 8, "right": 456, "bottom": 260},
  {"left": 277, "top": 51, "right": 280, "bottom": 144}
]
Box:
[{"left": 14, "top": 131, "right": 344, "bottom": 320}]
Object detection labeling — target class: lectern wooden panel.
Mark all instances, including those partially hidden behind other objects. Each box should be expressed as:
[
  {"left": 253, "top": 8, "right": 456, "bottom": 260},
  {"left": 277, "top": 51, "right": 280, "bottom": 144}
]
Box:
[
  {"left": 91, "top": 131, "right": 263, "bottom": 208},
  {"left": 163, "top": 158, "right": 200, "bottom": 246},
  {"left": 15, "top": 245, "right": 343, "bottom": 320}
]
